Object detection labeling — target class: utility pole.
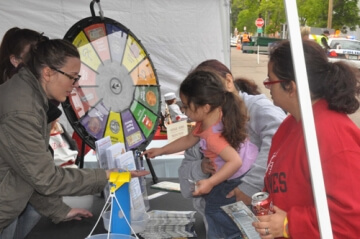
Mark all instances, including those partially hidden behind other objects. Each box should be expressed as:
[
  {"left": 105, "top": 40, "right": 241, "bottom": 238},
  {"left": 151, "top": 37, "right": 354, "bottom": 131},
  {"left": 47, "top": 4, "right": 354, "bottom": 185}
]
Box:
[{"left": 327, "top": 0, "right": 333, "bottom": 29}]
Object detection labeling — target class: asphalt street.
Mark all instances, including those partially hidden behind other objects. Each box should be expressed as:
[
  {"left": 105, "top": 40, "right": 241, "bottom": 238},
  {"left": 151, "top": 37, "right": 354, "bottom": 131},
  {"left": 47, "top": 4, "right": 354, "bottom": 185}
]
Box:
[{"left": 230, "top": 47, "right": 360, "bottom": 127}]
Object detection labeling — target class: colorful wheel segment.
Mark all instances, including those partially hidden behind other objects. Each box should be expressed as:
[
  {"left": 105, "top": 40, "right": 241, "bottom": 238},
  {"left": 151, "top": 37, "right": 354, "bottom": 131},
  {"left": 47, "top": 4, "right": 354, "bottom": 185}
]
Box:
[{"left": 62, "top": 17, "right": 161, "bottom": 151}]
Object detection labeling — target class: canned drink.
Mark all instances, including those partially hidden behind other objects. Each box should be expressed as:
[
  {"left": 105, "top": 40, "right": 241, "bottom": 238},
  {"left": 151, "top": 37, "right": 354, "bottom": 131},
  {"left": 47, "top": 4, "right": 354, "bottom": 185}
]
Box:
[
  {"left": 251, "top": 192, "right": 273, "bottom": 216},
  {"left": 188, "top": 179, "right": 197, "bottom": 192}
]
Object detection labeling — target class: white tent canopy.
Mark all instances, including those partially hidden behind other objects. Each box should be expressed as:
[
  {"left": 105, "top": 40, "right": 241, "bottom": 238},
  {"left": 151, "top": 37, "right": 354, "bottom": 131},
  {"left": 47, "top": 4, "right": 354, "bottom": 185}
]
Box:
[{"left": 0, "top": 0, "right": 230, "bottom": 98}]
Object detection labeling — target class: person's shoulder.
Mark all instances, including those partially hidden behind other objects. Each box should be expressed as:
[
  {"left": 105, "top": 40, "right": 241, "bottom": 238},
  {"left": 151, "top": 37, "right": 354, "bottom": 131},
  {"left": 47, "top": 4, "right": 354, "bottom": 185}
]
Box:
[
  {"left": 0, "top": 70, "right": 32, "bottom": 105},
  {"left": 240, "top": 92, "right": 286, "bottom": 120},
  {"left": 314, "top": 100, "right": 347, "bottom": 124},
  {"left": 241, "top": 91, "right": 274, "bottom": 107}
]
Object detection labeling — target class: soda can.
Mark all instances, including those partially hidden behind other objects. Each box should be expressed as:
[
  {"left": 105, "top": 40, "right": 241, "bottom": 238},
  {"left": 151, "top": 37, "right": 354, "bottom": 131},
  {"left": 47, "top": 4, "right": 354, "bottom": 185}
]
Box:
[
  {"left": 251, "top": 192, "right": 273, "bottom": 216},
  {"left": 188, "top": 179, "right": 197, "bottom": 192}
]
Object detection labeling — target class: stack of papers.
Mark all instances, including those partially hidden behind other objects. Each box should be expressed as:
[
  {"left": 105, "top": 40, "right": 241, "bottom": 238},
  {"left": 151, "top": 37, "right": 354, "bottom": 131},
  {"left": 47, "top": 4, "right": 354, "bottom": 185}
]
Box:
[{"left": 139, "top": 210, "right": 197, "bottom": 239}]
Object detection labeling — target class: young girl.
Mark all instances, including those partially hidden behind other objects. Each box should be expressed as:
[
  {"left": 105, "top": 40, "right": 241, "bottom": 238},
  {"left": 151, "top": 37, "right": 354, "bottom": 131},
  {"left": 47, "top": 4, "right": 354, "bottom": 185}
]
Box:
[{"left": 143, "top": 69, "right": 258, "bottom": 239}]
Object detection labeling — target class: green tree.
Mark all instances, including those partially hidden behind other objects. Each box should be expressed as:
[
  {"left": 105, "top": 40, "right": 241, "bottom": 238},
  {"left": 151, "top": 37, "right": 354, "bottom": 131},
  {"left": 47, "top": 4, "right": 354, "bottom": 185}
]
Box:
[
  {"left": 232, "top": 0, "right": 260, "bottom": 35},
  {"left": 259, "top": 0, "right": 285, "bottom": 35},
  {"left": 332, "top": 0, "right": 360, "bottom": 32},
  {"left": 231, "top": 0, "right": 360, "bottom": 36},
  {"left": 232, "top": 0, "right": 286, "bottom": 36},
  {"left": 299, "top": 0, "right": 360, "bottom": 31},
  {"left": 298, "top": 0, "right": 328, "bottom": 27}
]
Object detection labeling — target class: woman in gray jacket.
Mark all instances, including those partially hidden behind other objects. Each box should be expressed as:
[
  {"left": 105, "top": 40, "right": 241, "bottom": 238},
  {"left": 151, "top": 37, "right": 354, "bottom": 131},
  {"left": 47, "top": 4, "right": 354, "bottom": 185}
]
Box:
[
  {"left": 0, "top": 39, "right": 148, "bottom": 237},
  {"left": 178, "top": 60, "right": 286, "bottom": 237}
]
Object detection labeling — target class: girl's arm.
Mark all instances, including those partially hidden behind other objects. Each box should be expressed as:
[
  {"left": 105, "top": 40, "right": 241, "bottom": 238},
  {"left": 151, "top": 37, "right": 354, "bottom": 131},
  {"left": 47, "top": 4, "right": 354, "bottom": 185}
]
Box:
[
  {"left": 143, "top": 133, "right": 199, "bottom": 158},
  {"left": 194, "top": 146, "right": 242, "bottom": 195}
]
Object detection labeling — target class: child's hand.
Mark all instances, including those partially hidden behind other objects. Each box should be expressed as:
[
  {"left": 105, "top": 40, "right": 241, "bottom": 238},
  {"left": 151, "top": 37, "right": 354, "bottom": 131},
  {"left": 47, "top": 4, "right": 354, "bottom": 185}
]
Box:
[
  {"left": 192, "top": 178, "right": 214, "bottom": 196},
  {"left": 142, "top": 148, "right": 162, "bottom": 159}
]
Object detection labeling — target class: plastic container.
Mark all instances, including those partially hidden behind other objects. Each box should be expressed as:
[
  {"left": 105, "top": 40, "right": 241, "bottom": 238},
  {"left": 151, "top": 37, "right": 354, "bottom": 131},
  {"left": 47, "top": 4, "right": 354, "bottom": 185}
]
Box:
[
  {"left": 102, "top": 211, "right": 111, "bottom": 232},
  {"left": 131, "top": 210, "right": 150, "bottom": 234},
  {"left": 87, "top": 234, "right": 136, "bottom": 239},
  {"left": 102, "top": 210, "right": 149, "bottom": 234},
  {"left": 140, "top": 176, "right": 150, "bottom": 211}
]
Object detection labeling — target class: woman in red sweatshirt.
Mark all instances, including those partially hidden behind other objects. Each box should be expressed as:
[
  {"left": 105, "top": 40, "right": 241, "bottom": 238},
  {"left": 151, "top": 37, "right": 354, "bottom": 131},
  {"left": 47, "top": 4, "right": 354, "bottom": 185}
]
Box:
[{"left": 252, "top": 40, "right": 360, "bottom": 238}]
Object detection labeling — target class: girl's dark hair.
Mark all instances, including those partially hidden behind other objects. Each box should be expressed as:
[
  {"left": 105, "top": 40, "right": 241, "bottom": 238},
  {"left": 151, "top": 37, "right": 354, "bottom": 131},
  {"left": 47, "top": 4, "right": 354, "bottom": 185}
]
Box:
[
  {"left": 234, "top": 77, "right": 261, "bottom": 95},
  {"left": 270, "top": 40, "right": 360, "bottom": 114},
  {"left": 0, "top": 27, "right": 48, "bottom": 84},
  {"left": 180, "top": 69, "right": 248, "bottom": 149},
  {"left": 25, "top": 39, "right": 80, "bottom": 80}
]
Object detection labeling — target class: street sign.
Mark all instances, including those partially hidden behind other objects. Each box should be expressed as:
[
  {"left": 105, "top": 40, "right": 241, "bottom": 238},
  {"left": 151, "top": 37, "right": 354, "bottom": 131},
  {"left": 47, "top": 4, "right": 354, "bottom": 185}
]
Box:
[{"left": 255, "top": 18, "right": 264, "bottom": 28}]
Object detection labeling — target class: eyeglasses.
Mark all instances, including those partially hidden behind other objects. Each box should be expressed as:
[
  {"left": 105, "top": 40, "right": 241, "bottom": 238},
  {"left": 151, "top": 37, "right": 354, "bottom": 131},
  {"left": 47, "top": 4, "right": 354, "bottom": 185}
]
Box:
[
  {"left": 50, "top": 67, "right": 81, "bottom": 85},
  {"left": 263, "top": 77, "right": 285, "bottom": 89}
]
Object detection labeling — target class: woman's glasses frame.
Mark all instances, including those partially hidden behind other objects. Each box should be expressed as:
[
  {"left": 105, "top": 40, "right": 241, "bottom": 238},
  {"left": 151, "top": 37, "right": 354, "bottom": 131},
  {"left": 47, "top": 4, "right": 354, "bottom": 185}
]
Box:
[
  {"left": 263, "top": 77, "right": 285, "bottom": 89},
  {"left": 50, "top": 67, "right": 81, "bottom": 85}
]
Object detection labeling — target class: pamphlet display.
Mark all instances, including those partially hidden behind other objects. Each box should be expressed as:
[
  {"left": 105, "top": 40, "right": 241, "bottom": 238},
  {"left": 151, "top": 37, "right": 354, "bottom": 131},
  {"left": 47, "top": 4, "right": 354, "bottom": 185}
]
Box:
[{"left": 95, "top": 136, "right": 146, "bottom": 213}]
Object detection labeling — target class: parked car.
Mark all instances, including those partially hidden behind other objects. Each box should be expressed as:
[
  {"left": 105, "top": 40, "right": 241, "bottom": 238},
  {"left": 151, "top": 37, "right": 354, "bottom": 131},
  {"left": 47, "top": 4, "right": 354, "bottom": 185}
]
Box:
[{"left": 327, "top": 38, "right": 360, "bottom": 69}]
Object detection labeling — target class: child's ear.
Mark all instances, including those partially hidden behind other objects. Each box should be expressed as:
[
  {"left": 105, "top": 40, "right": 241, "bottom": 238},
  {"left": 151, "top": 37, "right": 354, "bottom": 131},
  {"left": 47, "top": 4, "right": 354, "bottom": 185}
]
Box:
[{"left": 203, "top": 104, "right": 211, "bottom": 113}]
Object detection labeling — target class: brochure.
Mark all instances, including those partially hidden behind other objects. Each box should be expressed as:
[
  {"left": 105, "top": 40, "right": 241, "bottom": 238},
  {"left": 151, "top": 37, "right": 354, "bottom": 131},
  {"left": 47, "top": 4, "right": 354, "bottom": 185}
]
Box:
[
  {"left": 95, "top": 136, "right": 112, "bottom": 199},
  {"left": 221, "top": 201, "right": 261, "bottom": 239},
  {"left": 116, "top": 151, "right": 146, "bottom": 212}
]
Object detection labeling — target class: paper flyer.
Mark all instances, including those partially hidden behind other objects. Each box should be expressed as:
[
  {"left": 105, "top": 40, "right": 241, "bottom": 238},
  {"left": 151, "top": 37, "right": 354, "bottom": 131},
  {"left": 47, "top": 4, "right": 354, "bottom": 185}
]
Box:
[
  {"left": 116, "top": 151, "right": 146, "bottom": 212},
  {"left": 105, "top": 142, "right": 126, "bottom": 169},
  {"left": 95, "top": 136, "right": 112, "bottom": 169},
  {"left": 221, "top": 201, "right": 261, "bottom": 239},
  {"left": 95, "top": 136, "right": 113, "bottom": 199}
]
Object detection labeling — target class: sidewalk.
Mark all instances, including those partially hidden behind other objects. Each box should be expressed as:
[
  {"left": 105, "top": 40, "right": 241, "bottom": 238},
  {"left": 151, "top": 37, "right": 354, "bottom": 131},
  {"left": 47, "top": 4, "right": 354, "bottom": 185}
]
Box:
[{"left": 230, "top": 48, "right": 270, "bottom": 99}]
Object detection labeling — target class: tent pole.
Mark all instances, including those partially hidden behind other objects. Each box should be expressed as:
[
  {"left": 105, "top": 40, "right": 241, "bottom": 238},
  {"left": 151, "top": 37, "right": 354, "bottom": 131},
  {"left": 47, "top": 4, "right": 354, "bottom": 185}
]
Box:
[
  {"left": 283, "top": 0, "right": 333, "bottom": 238},
  {"left": 220, "top": 0, "right": 231, "bottom": 68}
]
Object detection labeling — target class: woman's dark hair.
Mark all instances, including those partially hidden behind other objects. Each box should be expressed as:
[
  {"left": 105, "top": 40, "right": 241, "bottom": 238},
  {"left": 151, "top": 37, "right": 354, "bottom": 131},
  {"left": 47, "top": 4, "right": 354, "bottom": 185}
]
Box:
[
  {"left": 0, "top": 27, "right": 48, "bottom": 84},
  {"left": 25, "top": 39, "right": 80, "bottom": 80},
  {"left": 196, "top": 59, "right": 232, "bottom": 78},
  {"left": 234, "top": 77, "right": 261, "bottom": 95},
  {"left": 180, "top": 69, "right": 248, "bottom": 149},
  {"left": 270, "top": 40, "right": 360, "bottom": 114},
  {"left": 194, "top": 59, "right": 261, "bottom": 95}
]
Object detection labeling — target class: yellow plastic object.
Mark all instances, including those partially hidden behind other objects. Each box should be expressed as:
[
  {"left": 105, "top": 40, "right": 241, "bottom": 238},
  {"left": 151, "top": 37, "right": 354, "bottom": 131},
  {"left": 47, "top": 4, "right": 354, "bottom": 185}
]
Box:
[{"left": 109, "top": 172, "right": 131, "bottom": 193}]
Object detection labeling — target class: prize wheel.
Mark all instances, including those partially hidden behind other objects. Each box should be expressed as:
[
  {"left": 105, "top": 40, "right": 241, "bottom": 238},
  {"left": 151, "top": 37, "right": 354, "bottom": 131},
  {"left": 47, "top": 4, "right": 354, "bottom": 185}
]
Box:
[{"left": 62, "top": 16, "right": 161, "bottom": 151}]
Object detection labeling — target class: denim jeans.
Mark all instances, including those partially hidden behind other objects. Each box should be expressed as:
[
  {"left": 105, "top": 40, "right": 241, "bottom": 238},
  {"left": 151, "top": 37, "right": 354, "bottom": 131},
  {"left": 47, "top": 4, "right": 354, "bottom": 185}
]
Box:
[
  {"left": 204, "top": 177, "right": 242, "bottom": 239},
  {"left": 0, "top": 204, "right": 41, "bottom": 239}
]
